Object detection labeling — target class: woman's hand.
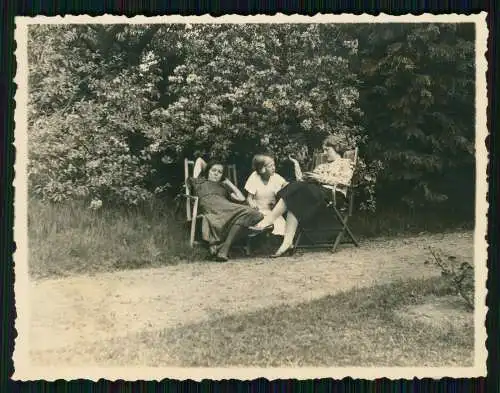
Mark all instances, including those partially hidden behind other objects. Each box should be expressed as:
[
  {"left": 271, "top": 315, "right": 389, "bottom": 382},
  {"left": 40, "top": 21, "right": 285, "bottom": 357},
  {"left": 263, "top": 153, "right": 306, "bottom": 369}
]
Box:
[
  {"left": 246, "top": 194, "right": 260, "bottom": 210},
  {"left": 303, "top": 172, "right": 321, "bottom": 182},
  {"left": 249, "top": 200, "right": 260, "bottom": 210},
  {"left": 193, "top": 157, "right": 207, "bottom": 178},
  {"left": 224, "top": 179, "right": 246, "bottom": 203},
  {"left": 288, "top": 156, "right": 300, "bottom": 165},
  {"left": 248, "top": 201, "right": 259, "bottom": 210},
  {"left": 289, "top": 156, "right": 303, "bottom": 181}
]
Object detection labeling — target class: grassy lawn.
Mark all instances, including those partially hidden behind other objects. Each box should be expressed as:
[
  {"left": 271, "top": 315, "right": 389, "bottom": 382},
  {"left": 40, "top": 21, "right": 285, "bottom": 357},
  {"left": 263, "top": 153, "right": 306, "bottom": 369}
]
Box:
[
  {"left": 28, "top": 198, "right": 475, "bottom": 367},
  {"left": 28, "top": 197, "right": 473, "bottom": 280},
  {"left": 149, "top": 277, "right": 474, "bottom": 367},
  {"left": 31, "top": 276, "right": 474, "bottom": 367},
  {"left": 28, "top": 197, "right": 205, "bottom": 279}
]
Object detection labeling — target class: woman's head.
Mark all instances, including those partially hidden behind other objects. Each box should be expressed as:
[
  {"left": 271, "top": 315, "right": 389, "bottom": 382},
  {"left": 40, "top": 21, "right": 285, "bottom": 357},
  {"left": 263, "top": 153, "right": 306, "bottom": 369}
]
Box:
[
  {"left": 322, "top": 135, "right": 348, "bottom": 161},
  {"left": 252, "top": 154, "right": 275, "bottom": 179},
  {"left": 203, "top": 160, "right": 225, "bottom": 182}
]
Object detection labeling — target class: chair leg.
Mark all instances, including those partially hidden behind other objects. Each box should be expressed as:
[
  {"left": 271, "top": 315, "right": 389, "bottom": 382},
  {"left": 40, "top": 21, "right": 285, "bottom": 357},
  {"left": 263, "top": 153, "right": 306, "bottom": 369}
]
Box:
[
  {"left": 344, "top": 224, "right": 359, "bottom": 247},
  {"left": 244, "top": 237, "right": 252, "bottom": 256},
  {"left": 336, "top": 210, "right": 359, "bottom": 247},
  {"left": 332, "top": 231, "right": 343, "bottom": 253},
  {"left": 331, "top": 208, "right": 359, "bottom": 252},
  {"left": 189, "top": 198, "right": 199, "bottom": 248},
  {"left": 293, "top": 230, "right": 302, "bottom": 250},
  {"left": 189, "top": 219, "right": 196, "bottom": 248}
]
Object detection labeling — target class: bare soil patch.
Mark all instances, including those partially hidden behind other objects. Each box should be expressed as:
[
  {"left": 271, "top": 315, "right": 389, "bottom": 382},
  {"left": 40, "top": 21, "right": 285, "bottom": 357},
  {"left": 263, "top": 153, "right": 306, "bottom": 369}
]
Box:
[{"left": 400, "top": 295, "right": 473, "bottom": 330}]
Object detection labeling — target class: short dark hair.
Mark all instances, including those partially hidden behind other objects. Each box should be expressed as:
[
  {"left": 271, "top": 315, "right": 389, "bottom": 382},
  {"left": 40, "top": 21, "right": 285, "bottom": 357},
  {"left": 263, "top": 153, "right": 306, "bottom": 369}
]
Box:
[
  {"left": 323, "top": 135, "right": 349, "bottom": 155},
  {"left": 202, "top": 160, "right": 226, "bottom": 181}
]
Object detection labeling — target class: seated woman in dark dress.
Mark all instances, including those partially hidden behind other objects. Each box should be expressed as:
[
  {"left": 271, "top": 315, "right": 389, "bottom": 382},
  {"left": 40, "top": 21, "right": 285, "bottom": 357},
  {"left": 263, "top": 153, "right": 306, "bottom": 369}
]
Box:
[
  {"left": 189, "top": 158, "right": 265, "bottom": 261},
  {"left": 249, "top": 136, "right": 354, "bottom": 257}
]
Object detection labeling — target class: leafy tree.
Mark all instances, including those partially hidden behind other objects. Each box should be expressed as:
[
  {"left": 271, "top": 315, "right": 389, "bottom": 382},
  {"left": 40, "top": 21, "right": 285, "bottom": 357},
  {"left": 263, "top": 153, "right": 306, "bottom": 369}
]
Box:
[
  {"left": 147, "top": 24, "right": 362, "bottom": 170},
  {"left": 28, "top": 24, "right": 182, "bottom": 204},
  {"left": 27, "top": 22, "right": 476, "bottom": 219},
  {"left": 28, "top": 23, "right": 363, "bottom": 205},
  {"left": 356, "top": 23, "right": 475, "bottom": 211}
]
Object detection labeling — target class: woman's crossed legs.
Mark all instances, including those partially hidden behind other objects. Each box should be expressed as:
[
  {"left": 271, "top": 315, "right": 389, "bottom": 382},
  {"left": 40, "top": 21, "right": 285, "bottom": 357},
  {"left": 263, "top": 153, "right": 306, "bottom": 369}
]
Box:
[{"left": 253, "top": 199, "right": 299, "bottom": 256}]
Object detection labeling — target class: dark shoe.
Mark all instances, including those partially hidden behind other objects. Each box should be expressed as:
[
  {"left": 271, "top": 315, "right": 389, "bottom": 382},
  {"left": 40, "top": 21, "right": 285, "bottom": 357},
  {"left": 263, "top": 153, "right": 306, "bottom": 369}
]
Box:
[
  {"left": 269, "top": 246, "right": 294, "bottom": 258},
  {"left": 248, "top": 224, "right": 274, "bottom": 233},
  {"left": 209, "top": 244, "right": 221, "bottom": 256},
  {"left": 215, "top": 253, "right": 229, "bottom": 262},
  {"left": 243, "top": 244, "right": 252, "bottom": 256}
]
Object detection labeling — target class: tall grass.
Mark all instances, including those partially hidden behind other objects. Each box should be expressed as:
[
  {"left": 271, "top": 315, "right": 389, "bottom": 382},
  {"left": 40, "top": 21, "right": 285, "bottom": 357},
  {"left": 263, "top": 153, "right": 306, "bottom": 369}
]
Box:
[
  {"left": 349, "top": 206, "right": 473, "bottom": 238},
  {"left": 28, "top": 197, "right": 205, "bottom": 279},
  {"left": 28, "top": 197, "right": 473, "bottom": 280}
]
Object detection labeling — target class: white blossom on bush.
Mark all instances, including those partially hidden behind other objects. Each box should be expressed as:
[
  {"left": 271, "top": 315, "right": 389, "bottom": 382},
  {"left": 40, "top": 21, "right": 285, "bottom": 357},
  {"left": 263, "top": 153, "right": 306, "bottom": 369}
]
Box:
[{"left": 89, "top": 199, "right": 102, "bottom": 210}]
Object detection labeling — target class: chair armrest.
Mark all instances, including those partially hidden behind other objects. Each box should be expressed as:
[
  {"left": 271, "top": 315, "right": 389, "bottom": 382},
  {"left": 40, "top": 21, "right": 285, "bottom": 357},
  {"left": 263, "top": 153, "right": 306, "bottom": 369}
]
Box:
[
  {"left": 321, "top": 184, "right": 338, "bottom": 207},
  {"left": 177, "top": 193, "right": 199, "bottom": 202},
  {"left": 321, "top": 184, "right": 337, "bottom": 192},
  {"left": 174, "top": 193, "right": 200, "bottom": 222}
]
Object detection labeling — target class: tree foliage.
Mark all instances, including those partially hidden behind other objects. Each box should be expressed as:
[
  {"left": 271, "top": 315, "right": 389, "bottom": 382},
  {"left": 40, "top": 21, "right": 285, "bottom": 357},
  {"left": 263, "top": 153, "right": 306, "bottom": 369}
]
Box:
[
  {"left": 148, "top": 24, "right": 361, "bottom": 168},
  {"left": 28, "top": 24, "right": 182, "bottom": 204},
  {"left": 27, "top": 23, "right": 476, "bottom": 215},
  {"left": 356, "top": 23, "right": 475, "bottom": 210}
]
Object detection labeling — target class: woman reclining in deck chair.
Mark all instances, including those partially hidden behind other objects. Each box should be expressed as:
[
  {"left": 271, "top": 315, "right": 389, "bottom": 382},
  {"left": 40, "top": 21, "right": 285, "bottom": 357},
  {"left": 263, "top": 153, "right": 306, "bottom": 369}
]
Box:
[
  {"left": 249, "top": 135, "right": 354, "bottom": 258},
  {"left": 188, "top": 157, "right": 267, "bottom": 262}
]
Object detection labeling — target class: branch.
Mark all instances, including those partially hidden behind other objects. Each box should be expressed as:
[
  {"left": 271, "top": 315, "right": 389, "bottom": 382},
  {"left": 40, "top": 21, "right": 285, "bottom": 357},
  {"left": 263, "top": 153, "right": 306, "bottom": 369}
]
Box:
[
  {"left": 428, "top": 247, "right": 447, "bottom": 273},
  {"left": 129, "top": 25, "right": 162, "bottom": 66},
  {"left": 87, "top": 24, "right": 126, "bottom": 54},
  {"left": 457, "top": 286, "right": 474, "bottom": 311},
  {"left": 102, "top": 25, "right": 126, "bottom": 53},
  {"left": 138, "top": 25, "right": 161, "bottom": 52}
]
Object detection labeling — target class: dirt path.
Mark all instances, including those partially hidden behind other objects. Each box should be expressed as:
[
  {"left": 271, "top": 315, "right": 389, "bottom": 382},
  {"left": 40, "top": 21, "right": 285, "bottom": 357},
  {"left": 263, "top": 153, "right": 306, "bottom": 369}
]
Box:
[{"left": 27, "top": 232, "right": 473, "bottom": 364}]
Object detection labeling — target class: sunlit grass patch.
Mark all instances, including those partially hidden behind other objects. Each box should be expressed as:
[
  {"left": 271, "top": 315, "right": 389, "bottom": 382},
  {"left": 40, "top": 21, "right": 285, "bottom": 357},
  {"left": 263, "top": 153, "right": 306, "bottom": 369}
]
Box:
[
  {"left": 28, "top": 197, "right": 206, "bottom": 279},
  {"left": 31, "top": 276, "right": 474, "bottom": 367}
]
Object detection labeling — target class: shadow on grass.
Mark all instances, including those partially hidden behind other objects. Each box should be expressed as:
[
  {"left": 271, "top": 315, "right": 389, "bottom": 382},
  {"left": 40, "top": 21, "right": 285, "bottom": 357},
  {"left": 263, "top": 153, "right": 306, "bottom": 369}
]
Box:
[
  {"left": 32, "top": 276, "right": 474, "bottom": 367},
  {"left": 156, "top": 277, "right": 474, "bottom": 367}
]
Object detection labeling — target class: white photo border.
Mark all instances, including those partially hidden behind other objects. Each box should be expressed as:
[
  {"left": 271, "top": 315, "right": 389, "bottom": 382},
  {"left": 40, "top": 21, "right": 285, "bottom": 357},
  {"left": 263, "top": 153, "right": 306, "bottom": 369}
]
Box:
[{"left": 12, "top": 12, "right": 489, "bottom": 381}]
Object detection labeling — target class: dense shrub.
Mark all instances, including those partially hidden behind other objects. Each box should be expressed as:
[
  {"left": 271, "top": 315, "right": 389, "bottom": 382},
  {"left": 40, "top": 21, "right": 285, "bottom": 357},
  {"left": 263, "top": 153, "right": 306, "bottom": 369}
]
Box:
[
  {"left": 27, "top": 23, "right": 475, "bottom": 219},
  {"left": 356, "top": 23, "right": 475, "bottom": 212}
]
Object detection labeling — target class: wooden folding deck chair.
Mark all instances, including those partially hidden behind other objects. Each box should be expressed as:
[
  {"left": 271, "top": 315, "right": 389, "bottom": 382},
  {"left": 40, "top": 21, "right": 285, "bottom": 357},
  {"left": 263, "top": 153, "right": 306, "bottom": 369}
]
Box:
[
  {"left": 293, "top": 148, "right": 360, "bottom": 253},
  {"left": 178, "top": 158, "right": 238, "bottom": 248}
]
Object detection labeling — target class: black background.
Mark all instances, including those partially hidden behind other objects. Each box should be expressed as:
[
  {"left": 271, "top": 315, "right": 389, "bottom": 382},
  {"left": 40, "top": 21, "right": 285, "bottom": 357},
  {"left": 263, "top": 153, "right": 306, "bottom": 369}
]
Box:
[{"left": 1, "top": 1, "right": 497, "bottom": 392}]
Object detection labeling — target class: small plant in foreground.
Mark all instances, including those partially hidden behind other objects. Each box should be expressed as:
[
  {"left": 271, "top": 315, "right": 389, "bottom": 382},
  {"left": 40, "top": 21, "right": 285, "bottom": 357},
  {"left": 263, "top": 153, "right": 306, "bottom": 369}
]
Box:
[{"left": 426, "top": 246, "right": 474, "bottom": 310}]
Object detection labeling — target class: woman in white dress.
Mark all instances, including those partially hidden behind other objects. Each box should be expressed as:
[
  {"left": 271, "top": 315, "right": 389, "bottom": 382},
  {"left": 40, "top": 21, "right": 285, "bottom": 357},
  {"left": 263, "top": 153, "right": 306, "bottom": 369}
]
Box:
[{"left": 244, "top": 154, "right": 288, "bottom": 236}]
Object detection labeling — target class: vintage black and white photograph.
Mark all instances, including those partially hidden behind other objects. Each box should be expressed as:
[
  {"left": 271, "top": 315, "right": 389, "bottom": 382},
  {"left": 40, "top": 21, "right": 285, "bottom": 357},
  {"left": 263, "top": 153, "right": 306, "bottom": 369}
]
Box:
[{"left": 13, "top": 14, "right": 488, "bottom": 380}]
